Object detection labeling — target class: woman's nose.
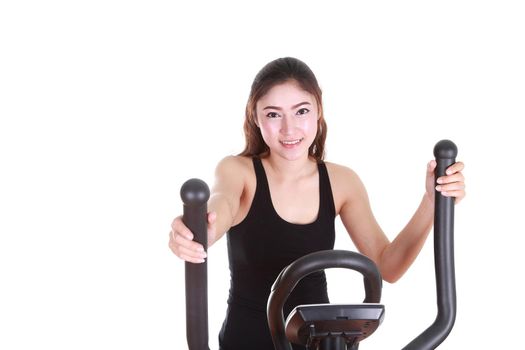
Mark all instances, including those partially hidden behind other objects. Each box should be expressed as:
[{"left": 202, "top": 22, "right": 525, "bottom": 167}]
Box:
[{"left": 280, "top": 115, "right": 294, "bottom": 134}]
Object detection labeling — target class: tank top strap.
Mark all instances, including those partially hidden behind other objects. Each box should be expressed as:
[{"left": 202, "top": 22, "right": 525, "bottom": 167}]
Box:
[
  {"left": 252, "top": 156, "right": 266, "bottom": 186},
  {"left": 251, "top": 157, "right": 274, "bottom": 215},
  {"left": 317, "top": 160, "right": 336, "bottom": 220}
]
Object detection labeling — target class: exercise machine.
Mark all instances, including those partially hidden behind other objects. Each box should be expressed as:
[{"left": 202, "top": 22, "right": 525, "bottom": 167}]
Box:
[{"left": 181, "top": 140, "right": 458, "bottom": 349}]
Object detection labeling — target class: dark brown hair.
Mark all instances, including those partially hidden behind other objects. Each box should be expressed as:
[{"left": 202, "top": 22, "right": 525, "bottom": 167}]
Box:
[{"left": 239, "top": 57, "right": 327, "bottom": 160}]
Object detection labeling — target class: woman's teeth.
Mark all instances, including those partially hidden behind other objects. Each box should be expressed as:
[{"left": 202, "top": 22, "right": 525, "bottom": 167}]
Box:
[{"left": 280, "top": 138, "right": 303, "bottom": 145}]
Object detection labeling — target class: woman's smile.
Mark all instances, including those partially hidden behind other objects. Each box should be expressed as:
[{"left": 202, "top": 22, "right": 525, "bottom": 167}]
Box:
[{"left": 279, "top": 137, "right": 304, "bottom": 147}]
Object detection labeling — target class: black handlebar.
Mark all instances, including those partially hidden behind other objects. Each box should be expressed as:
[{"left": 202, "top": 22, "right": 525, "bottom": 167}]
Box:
[
  {"left": 403, "top": 139, "right": 458, "bottom": 349},
  {"left": 181, "top": 179, "right": 210, "bottom": 350},
  {"left": 267, "top": 250, "right": 383, "bottom": 350}
]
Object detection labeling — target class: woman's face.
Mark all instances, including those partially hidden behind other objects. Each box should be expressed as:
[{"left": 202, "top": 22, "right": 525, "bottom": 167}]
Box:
[{"left": 255, "top": 80, "right": 319, "bottom": 161}]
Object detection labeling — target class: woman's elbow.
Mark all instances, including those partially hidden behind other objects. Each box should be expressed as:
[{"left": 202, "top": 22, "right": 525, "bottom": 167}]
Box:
[
  {"left": 379, "top": 268, "right": 403, "bottom": 284},
  {"left": 382, "top": 275, "right": 400, "bottom": 284}
]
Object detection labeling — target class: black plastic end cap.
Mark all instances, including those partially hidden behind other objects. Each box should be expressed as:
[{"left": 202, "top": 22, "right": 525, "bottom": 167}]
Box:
[
  {"left": 433, "top": 140, "right": 458, "bottom": 160},
  {"left": 180, "top": 178, "right": 210, "bottom": 206}
]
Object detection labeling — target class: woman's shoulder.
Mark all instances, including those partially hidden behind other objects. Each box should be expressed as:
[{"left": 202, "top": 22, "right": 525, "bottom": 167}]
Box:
[
  {"left": 217, "top": 155, "right": 253, "bottom": 168},
  {"left": 215, "top": 155, "right": 254, "bottom": 178},
  {"left": 324, "top": 161, "right": 360, "bottom": 182},
  {"left": 213, "top": 156, "right": 255, "bottom": 200},
  {"left": 324, "top": 161, "right": 367, "bottom": 211},
  {"left": 324, "top": 161, "right": 366, "bottom": 193}
]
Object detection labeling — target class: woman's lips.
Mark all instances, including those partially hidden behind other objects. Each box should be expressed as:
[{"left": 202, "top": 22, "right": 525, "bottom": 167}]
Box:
[{"left": 279, "top": 138, "right": 304, "bottom": 147}]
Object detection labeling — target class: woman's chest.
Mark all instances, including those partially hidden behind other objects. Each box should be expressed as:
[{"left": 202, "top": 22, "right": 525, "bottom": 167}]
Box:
[{"left": 268, "top": 180, "right": 320, "bottom": 225}]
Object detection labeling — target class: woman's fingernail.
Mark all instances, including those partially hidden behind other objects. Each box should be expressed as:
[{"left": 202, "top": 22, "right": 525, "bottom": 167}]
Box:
[
  {"left": 437, "top": 178, "right": 443, "bottom": 184},
  {"left": 436, "top": 185, "right": 441, "bottom": 191}
]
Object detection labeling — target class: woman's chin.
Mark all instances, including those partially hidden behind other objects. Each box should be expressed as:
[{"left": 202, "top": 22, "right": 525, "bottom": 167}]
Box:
[{"left": 274, "top": 148, "right": 309, "bottom": 161}]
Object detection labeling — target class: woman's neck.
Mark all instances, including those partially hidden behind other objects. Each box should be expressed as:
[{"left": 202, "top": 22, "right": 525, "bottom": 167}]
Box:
[{"left": 264, "top": 153, "right": 316, "bottom": 182}]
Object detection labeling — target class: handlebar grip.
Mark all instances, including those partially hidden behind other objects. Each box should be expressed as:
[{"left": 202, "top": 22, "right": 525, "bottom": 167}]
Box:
[
  {"left": 181, "top": 179, "right": 210, "bottom": 350},
  {"left": 403, "top": 139, "right": 458, "bottom": 350}
]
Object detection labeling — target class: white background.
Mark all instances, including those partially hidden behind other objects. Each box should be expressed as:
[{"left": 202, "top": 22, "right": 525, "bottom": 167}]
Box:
[{"left": 1, "top": 1, "right": 524, "bottom": 349}]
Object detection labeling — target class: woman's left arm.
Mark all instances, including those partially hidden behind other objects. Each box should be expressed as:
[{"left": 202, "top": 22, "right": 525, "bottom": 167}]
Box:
[
  {"left": 337, "top": 161, "right": 465, "bottom": 283},
  {"left": 377, "top": 160, "right": 466, "bottom": 283}
]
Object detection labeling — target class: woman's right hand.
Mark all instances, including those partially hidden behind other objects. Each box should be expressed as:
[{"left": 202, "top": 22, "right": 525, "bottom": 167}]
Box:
[{"left": 168, "top": 212, "right": 216, "bottom": 263}]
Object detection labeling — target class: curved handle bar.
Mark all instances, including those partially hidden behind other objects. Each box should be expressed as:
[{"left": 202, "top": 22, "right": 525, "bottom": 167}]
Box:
[
  {"left": 267, "top": 249, "right": 383, "bottom": 350},
  {"left": 181, "top": 179, "right": 210, "bottom": 350},
  {"left": 403, "top": 139, "right": 458, "bottom": 349}
]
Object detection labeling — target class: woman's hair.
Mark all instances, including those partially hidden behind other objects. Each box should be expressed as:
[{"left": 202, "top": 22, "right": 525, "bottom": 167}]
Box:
[{"left": 239, "top": 57, "right": 327, "bottom": 160}]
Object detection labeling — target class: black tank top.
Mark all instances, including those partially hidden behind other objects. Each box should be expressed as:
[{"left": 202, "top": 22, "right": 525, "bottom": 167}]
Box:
[{"left": 219, "top": 157, "right": 336, "bottom": 350}]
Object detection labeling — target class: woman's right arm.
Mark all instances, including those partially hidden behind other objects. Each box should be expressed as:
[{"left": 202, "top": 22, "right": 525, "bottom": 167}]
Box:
[{"left": 168, "top": 156, "right": 246, "bottom": 262}]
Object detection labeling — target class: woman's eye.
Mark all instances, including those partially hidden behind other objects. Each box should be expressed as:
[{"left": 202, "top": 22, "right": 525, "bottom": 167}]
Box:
[
  {"left": 296, "top": 108, "right": 310, "bottom": 116},
  {"left": 266, "top": 112, "right": 280, "bottom": 118}
]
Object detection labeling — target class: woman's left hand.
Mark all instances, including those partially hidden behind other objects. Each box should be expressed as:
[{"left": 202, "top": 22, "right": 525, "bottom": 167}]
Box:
[{"left": 426, "top": 160, "right": 466, "bottom": 204}]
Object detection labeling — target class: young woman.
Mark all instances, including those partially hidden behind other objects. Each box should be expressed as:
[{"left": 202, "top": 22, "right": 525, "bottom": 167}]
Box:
[{"left": 169, "top": 57, "right": 466, "bottom": 350}]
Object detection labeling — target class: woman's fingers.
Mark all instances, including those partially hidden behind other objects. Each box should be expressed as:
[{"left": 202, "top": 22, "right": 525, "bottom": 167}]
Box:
[
  {"left": 170, "top": 238, "right": 207, "bottom": 263},
  {"left": 427, "top": 160, "right": 437, "bottom": 172},
  {"left": 168, "top": 213, "right": 214, "bottom": 263},
  {"left": 168, "top": 222, "right": 207, "bottom": 263},
  {"left": 439, "top": 189, "right": 466, "bottom": 204},
  {"left": 445, "top": 161, "right": 465, "bottom": 175},
  {"left": 432, "top": 161, "right": 466, "bottom": 204},
  {"left": 171, "top": 217, "right": 193, "bottom": 240},
  {"left": 207, "top": 211, "right": 217, "bottom": 224},
  {"left": 169, "top": 235, "right": 207, "bottom": 263},
  {"left": 436, "top": 182, "right": 465, "bottom": 193},
  {"left": 437, "top": 172, "right": 465, "bottom": 185}
]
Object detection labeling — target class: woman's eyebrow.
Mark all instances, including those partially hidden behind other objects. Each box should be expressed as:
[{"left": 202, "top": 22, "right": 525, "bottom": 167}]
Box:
[{"left": 263, "top": 101, "right": 311, "bottom": 110}]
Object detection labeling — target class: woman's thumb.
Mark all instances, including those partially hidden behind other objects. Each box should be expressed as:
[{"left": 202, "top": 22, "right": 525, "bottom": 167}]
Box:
[{"left": 208, "top": 211, "right": 217, "bottom": 224}]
